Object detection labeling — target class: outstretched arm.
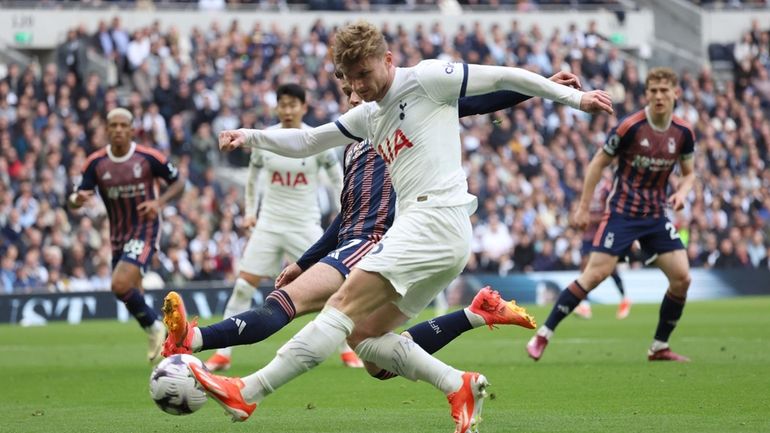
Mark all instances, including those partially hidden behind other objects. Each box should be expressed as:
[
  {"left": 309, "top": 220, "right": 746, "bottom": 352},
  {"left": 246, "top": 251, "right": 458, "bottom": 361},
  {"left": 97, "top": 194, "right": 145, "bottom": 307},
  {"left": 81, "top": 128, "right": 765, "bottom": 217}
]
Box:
[
  {"left": 458, "top": 71, "right": 582, "bottom": 117},
  {"left": 459, "top": 91, "right": 531, "bottom": 117},
  {"left": 219, "top": 122, "right": 354, "bottom": 157},
  {"left": 464, "top": 64, "right": 612, "bottom": 114}
]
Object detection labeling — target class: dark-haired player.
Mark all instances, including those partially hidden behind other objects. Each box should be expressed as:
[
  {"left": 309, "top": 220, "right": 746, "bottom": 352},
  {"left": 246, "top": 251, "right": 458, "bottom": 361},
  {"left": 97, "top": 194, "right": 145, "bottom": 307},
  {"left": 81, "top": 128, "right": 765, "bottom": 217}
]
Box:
[
  {"left": 527, "top": 67, "right": 696, "bottom": 362},
  {"left": 69, "top": 107, "right": 185, "bottom": 361}
]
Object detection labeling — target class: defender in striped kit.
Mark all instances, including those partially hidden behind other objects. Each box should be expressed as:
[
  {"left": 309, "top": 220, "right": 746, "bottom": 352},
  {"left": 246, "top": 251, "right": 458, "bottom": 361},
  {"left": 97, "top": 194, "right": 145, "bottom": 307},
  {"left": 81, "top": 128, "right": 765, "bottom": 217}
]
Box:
[
  {"left": 527, "top": 67, "right": 696, "bottom": 363},
  {"left": 69, "top": 108, "right": 184, "bottom": 361}
]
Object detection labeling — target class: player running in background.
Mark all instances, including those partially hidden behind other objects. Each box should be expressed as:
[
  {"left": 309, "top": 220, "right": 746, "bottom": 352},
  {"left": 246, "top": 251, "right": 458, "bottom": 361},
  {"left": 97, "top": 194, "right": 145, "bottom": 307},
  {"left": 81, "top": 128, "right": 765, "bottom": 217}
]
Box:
[
  {"left": 203, "top": 83, "right": 349, "bottom": 371},
  {"left": 573, "top": 170, "right": 631, "bottom": 320},
  {"left": 170, "top": 21, "right": 612, "bottom": 431},
  {"left": 527, "top": 67, "right": 695, "bottom": 362},
  {"left": 69, "top": 107, "right": 184, "bottom": 361},
  {"left": 162, "top": 70, "right": 589, "bottom": 376}
]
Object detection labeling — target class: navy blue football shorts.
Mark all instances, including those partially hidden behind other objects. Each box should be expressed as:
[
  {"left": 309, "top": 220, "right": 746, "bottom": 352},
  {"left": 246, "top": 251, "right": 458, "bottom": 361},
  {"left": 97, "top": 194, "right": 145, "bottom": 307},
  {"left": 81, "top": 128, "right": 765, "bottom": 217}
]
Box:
[
  {"left": 590, "top": 212, "right": 684, "bottom": 260},
  {"left": 319, "top": 235, "right": 383, "bottom": 278},
  {"left": 112, "top": 238, "right": 156, "bottom": 273}
]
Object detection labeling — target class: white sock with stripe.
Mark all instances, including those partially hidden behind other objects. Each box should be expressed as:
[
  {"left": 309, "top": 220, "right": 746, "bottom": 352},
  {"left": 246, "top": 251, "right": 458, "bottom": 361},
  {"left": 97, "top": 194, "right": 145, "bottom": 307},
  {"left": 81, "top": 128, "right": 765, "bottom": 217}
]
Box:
[
  {"left": 354, "top": 332, "right": 463, "bottom": 395},
  {"left": 241, "top": 306, "right": 353, "bottom": 403}
]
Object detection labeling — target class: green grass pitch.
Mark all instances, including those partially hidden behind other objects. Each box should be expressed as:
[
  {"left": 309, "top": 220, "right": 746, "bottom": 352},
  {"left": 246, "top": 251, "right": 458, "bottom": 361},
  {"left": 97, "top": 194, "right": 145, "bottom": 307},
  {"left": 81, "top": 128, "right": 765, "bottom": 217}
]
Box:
[{"left": 2, "top": 297, "right": 769, "bottom": 433}]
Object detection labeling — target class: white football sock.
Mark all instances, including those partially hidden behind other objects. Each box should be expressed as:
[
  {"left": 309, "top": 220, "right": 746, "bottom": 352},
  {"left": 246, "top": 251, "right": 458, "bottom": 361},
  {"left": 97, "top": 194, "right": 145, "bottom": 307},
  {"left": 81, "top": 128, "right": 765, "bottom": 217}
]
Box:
[
  {"left": 145, "top": 320, "right": 164, "bottom": 334},
  {"left": 537, "top": 326, "right": 554, "bottom": 340},
  {"left": 463, "top": 308, "right": 487, "bottom": 328},
  {"left": 339, "top": 341, "right": 355, "bottom": 354},
  {"left": 355, "top": 332, "right": 463, "bottom": 395},
  {"left": 191, "top": 327, "right": 203, "bottom": 352},
  {"left": 241, "top": 306, "right": 353, "bottom": 403},
  {"left": 217, "top": 278, "right": 257, "bottom": 357},
  {"left": 650, "top": 339, "right": 669, "bottom": 352}
]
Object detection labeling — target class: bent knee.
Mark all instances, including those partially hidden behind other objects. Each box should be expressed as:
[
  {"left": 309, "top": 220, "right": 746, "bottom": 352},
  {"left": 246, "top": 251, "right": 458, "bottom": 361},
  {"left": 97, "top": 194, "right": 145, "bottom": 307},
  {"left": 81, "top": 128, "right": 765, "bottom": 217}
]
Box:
[
  {"left": 111, "top": 279, "right": 132, "bottom": 295},
  {"left": 582, "top": 268, "right": 613, "bottom": 289},
  {"left": 670, "top": 273, "right": 692, "bottom": 294},
  {"left": 110, "top": 274, "right": 134, "bottom": 295}
]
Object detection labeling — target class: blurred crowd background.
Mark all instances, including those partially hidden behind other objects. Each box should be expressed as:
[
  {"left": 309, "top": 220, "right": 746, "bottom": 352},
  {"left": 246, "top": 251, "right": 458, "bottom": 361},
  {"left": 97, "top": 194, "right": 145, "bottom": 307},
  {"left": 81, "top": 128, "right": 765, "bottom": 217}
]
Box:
[
  {"left": 1, "top": 5, "right": 769, "bottom": 293},
  {"left": 9, "top": 1, "right": 770, "bottom": 11}
]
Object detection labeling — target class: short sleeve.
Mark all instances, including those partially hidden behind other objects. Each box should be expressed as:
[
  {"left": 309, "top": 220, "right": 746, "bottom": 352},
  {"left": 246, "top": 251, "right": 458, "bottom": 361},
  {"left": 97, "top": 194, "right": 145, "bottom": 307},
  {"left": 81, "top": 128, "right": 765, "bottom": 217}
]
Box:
[
  {"left": 603, "top": 125, "right": 631, "bottom": 157},
  {"left": 680, "top": 126, "right": 695, "bottom": 160},
  {"left": 147, "top": 153, "right": 180, "bottom": 184},
  {"left": 414, "top": 59, "right": 467, "bottom": 104},
  {"left": 78, "top": 159, "right": 98, "bottom": 191},
  {"left": 334, "top": 103, "right": 370, "bottom": 143}
]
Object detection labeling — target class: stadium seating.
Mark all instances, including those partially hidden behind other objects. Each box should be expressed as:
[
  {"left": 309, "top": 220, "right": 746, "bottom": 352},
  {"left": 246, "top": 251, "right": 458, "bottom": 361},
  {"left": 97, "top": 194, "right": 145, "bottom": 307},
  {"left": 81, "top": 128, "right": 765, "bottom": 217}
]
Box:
[{"left": 0, "top": 9, "right": 768, "bottom": 293}]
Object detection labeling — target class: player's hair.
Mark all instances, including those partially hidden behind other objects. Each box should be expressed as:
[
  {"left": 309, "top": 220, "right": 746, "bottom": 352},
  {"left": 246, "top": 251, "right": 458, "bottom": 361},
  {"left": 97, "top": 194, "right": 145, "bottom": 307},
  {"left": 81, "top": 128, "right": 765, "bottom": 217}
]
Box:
[
  {"left": 645, "top": 67, "right": 678, "bottom": 88},
  {"left": 106, "top": 107, "right": 133, "bottom": 123},
  {"left": 276, "top": 83, "right": 306, "bottom": 104},
  {"left": 332, "top": 20, "right": 387, "bottom": 75},
  {"left": 333, "top": 69, "right": 353, "bottom": 97}
]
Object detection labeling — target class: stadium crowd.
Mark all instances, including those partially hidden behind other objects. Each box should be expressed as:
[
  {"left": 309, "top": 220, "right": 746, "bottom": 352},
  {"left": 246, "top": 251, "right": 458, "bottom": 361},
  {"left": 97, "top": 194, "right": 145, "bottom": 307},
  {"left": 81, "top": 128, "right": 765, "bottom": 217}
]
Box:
[
  {"left": 21, "top": 1, "right": 770, "bottom": 12},
  {"left": 1, "top": 16, "right": 769, "bottom": 294},
  {"left": 25, "top": 1, "right": 624, "bottom": 11}
]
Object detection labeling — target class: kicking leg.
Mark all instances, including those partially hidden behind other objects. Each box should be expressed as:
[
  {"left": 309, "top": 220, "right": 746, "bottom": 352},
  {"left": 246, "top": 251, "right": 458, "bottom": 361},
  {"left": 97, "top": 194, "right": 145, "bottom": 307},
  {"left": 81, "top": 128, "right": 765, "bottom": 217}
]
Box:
[
  {"left": 182, "top": 268, "right": 399, "bottom": 421},
  {"left": 162, "top": 263, "right": 342, "bottom": 357},
  {"left": 206, "top": 272, "right": 263, "bottom": 369}
]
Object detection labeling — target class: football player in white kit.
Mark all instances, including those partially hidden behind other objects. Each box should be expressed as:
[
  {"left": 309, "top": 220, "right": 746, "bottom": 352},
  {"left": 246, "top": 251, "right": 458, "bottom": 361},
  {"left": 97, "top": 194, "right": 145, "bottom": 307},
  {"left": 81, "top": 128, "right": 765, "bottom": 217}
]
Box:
[
  {"left": 203, "top": 83, "right": 360, "bottom": 371},
  {"left": 170, "top": 21, "right": 613, "bottom": 432}
]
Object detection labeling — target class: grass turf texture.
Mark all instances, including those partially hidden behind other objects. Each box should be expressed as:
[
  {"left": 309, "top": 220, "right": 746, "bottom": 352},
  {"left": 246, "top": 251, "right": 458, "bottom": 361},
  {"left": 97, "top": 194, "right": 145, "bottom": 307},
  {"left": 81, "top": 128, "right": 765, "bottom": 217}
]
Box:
[{"left": 1, "top": 297, "right": 769, "bottom": 433}]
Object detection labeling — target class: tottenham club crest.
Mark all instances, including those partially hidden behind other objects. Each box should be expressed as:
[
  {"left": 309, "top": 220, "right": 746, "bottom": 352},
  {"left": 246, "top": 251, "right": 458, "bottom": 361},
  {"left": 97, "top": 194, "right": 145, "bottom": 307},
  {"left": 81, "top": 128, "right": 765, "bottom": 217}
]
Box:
[
  {"left": 133, "top": 162, "right": 142, "bottom": 178},
  {"left": 667, "top": 137, "right": 676, "bottom": 154}
]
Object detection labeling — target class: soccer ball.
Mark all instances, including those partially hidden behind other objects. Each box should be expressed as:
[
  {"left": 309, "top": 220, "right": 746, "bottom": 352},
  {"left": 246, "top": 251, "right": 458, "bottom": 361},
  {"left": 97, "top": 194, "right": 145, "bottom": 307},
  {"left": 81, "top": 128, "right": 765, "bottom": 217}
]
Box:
[{"left": 149, "top": 354, "right": 208, "bottom": 415}]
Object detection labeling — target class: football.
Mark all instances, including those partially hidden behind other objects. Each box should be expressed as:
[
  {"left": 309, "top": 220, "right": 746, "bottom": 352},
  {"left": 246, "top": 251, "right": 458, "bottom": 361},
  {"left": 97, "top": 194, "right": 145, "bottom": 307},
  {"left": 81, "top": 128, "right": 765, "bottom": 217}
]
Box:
[{"left": 149, "top": 354, "right": 208, "bottom": 415}]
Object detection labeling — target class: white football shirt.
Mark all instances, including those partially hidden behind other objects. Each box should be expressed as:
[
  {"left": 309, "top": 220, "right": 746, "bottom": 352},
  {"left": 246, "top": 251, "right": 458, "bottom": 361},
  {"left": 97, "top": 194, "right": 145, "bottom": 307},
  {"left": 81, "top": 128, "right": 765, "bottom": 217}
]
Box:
[
  {"left": 241, "top": 60, "right": 584, "bottom": 216},
  {"left": 336, "top": 60, "right": 477, "bottom": 213},
  {"left": 252, "top": 123, "right": 341, "bottom": 230}
]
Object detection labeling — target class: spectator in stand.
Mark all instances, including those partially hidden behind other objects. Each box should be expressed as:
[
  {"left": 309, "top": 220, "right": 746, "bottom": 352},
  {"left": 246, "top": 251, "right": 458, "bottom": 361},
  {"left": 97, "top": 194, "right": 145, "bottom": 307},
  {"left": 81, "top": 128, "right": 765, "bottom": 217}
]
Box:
[{"left": 477, "top": 213, "right": 514, "bottom": 273}]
